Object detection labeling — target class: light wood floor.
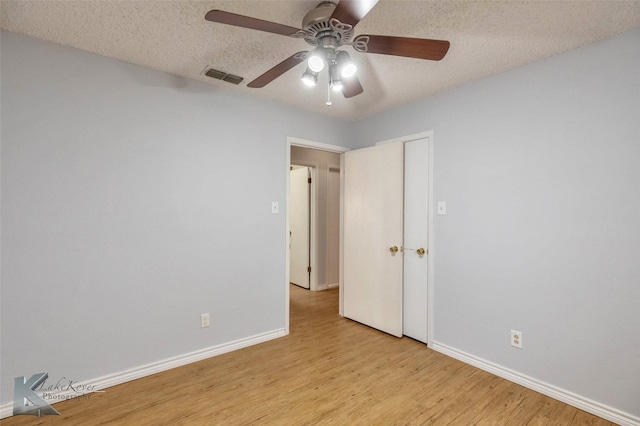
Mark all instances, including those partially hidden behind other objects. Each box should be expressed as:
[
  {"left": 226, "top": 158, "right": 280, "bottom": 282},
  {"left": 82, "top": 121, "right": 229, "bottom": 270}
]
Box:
[{"left": 3, "top": 285, "right": 615, "bottom": 425}]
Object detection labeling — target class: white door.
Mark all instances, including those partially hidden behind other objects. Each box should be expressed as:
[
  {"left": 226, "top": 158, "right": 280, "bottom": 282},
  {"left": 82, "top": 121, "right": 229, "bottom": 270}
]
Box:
[
  {"left": 343, "top": 142, "right": 404, "bottom": 337},
  {"left": 403, "top": 139, "right": 429, "bottom": 342},
  {"left": 290, "top": 166, "right": 310, "bottom": 288}
]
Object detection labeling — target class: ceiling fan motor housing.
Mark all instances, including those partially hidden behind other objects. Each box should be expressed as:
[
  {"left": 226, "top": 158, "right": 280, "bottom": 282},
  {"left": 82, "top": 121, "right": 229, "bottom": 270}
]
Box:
[
  {"left": 301, "top": 2, "right": 353, "bottom": 47},
  {"left": 302, "top": 2, "right": 336, "bottom": 29}
]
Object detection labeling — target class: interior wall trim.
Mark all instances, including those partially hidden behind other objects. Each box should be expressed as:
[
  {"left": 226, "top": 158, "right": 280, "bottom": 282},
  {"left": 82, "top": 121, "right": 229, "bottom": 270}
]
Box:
[
  {"left": 288, "top": 137, "right": 350, "bottom": 153},
  {"left": 432, "top": 341, "right": 640, "bottom": 426},
  {"left": 0, "top": 329, "right": 286, "bottom": 419}
]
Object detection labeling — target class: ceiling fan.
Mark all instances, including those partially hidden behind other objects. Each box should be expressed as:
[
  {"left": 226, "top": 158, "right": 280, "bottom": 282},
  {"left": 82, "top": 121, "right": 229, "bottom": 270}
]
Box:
[{"left": 205, "top": 0, "right": 450, "bottom": 105}]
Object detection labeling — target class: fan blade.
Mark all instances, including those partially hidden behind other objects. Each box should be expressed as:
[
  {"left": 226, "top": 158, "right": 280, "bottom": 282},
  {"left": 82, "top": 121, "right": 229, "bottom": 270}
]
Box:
[
  {"left": 330, "top": 0, "right": 379, "bottom": 28},
  {"left": 205, "top": 10, "right": 301, "bottom": 37},
  {"left": 342, "top": 76, "right": 364, "bottom": 98},
  {"left": 354, "top": 35, "right": 450, "bottom": 61},
  {"left": 247, "top": 52, "right": 307, "bottom": 88}
]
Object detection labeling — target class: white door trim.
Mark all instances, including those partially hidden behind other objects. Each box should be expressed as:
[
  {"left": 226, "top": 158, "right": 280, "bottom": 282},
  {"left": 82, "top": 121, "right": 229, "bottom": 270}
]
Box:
[
  {"left": 286, "top": 137, "right": 350, "bottom": 335},
  {"left": 325, "top": 164, "right": 341, "bottom": 290},
  {"left": 289, "top": 137, "right": 350, "bottom": 153}
]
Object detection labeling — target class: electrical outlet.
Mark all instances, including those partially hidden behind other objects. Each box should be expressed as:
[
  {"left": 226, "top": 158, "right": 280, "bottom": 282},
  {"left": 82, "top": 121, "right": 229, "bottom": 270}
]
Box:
[
  {"left": 510, "top": 330, "right": 523, "bottom": 349},
  {"left": 201, "top": 313, "right": 210, "bottom": 328}
]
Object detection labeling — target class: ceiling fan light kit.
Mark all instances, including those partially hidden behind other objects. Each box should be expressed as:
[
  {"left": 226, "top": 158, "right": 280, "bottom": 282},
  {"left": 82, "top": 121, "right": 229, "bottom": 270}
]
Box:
[
  {"left": 302, "top": 68, "right": 319, "bottom": 87},
  {"left": 308, "top": 49, "right": 326, "bottom": 72},
  {"left": 336, "top": 51, "right": 357, "bottom": 78},
  {"left": 329, "top": 65, "right": 343, "bottom": 92},
  {"left": 205, "top": 0, "right": 450, "bottom": 104}
]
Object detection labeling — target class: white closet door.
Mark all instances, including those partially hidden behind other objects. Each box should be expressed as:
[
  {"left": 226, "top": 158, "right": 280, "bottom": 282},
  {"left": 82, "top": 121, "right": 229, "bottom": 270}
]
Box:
[
  {"left": 343, "top": 142, "right": 404, "bottom": 337},
  {"left": 403, "top": 138, "right": 429, "bottom": 343}
]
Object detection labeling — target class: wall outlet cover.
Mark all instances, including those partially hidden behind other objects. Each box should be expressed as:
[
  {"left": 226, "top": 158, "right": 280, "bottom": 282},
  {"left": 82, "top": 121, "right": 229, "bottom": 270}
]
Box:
[
  {"left": 510, "top": 329, "right": 523, "bottom": 349},
  {"left": 201, "top": 313, "right": 210, "bottom": 328}
]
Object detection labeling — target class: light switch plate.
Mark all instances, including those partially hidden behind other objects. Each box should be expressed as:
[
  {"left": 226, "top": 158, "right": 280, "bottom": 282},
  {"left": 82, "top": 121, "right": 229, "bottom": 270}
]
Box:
[
  {"left": 271, "top": 201, "right": 279, "bottom": 214},
  {"left": 437, "top": 201, "right": 446, "bottom": 215}
]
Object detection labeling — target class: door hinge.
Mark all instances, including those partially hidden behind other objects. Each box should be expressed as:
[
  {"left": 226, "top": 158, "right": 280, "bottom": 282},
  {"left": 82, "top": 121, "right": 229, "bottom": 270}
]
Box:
[
  {"left": 308, "top": 177, "right": 312, "bottom": 184},
  {"left": 307, "top": 266, "right": 311, "bottom": 273}
]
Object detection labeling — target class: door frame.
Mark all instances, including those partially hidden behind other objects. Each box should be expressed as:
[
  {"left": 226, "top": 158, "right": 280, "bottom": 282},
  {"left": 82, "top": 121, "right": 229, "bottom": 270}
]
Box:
[
  {"left": 325, "top": 164, "right": 341, "bottom": 290},
  {"left": 285, "top": 131, "right": 435, "bottom": 347},
  {"left": 285, "top": 137, "right": 349, "bottom": 335}
]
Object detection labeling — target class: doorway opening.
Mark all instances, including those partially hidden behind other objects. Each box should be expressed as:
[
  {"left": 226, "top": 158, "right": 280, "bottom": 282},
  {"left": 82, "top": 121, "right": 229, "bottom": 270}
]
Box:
[{"left": 285, "top": 138, "right": 348, "bottom": 334}]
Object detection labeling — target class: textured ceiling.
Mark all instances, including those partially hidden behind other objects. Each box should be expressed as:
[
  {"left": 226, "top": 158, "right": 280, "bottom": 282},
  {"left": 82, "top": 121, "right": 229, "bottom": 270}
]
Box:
[{"left": 2, "top": 0, "right": 640, "bottom": 121}]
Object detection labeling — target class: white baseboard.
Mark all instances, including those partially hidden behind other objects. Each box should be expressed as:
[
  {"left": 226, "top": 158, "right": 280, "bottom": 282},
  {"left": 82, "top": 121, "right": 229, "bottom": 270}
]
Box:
[
  {"left": 1, "top": 328, "right": 285, "bottom": 419},
  {"left": 314, "top": 283, "right": 339, "bottom": 291},
  {"left": 432, "top": 341, "right": 639, "bottom": 426}
]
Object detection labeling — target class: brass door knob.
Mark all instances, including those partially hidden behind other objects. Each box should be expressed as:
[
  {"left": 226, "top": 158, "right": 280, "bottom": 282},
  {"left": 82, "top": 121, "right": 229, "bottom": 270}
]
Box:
[
  {"left": 389, "top": 246, "right": 399, "bottom": 253},
  {"left": 416, "top": 248, "right": 426, "bottom": 256}
]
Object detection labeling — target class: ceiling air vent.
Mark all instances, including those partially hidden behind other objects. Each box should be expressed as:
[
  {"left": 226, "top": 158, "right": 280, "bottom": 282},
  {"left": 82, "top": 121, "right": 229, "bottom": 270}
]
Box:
[{"left": 205, "top": 68, "right": 244, "bottom": 85}]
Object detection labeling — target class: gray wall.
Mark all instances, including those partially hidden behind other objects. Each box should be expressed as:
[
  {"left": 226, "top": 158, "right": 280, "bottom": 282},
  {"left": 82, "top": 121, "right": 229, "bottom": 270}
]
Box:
[
  {"left": 0, "top": 31, "right": 351, "bottom": 403},
  {"left": 352, "top": 29, "right": 640, "bottom": 416}
]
